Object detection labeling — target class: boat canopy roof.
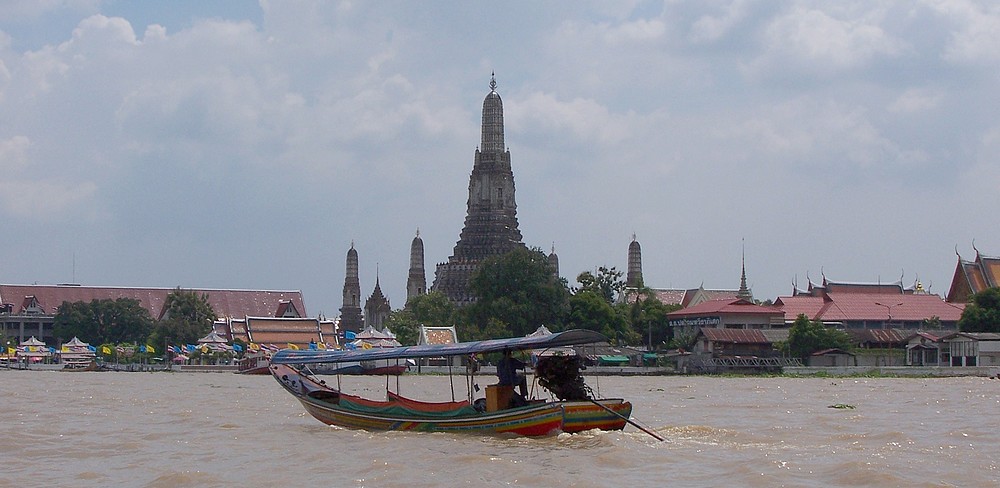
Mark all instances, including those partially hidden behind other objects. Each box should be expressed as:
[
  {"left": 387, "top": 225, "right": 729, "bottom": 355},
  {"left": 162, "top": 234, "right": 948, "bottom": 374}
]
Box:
[{"left": 271, "top": 329, "right": 607, "bottom": 365}]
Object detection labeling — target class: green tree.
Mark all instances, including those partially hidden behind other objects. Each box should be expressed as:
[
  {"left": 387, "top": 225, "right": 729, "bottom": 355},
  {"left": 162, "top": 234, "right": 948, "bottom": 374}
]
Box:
[
  {"left": 566, "top": 290, "right": 631, "bottom": 343},
  {"left": 784, "top": 314, "right": 852, "bottom": 360},
  {"left": 148, "top": 289, "right": 216, "bottom": 348},
  {"left": 385, "top": 291, "right": 460, "bottom": 346},
  {"left": 574, "top": 266, "right": 625, "bottom": 304},
  {"left": 467, "top": 247, "right": 569, "bottom": 337},
  {"left": 53, "top": 298, "right": 154, "bottom": 344},
  {"left": 628, "top": 293, "right": 680, "bottom": 350},
  {"left": 958, "top": 288, "right": 1000, "bottom": 333}
]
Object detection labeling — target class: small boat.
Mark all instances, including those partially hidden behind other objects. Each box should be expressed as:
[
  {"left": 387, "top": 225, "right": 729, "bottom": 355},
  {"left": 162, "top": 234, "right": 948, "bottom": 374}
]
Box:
[
  {"left": 270, "top": 329, "right": 635, "bottom": 437},
  {"left": 236, "top": 350, "right": 271, "bottom": 375},
  {"left": 62, "top": 359, "right": 98, "bottom": 371}
]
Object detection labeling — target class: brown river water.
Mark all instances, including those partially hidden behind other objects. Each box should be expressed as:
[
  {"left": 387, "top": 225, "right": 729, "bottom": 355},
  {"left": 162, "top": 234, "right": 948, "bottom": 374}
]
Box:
[{"left": 3, "top": 369, "right": 997, "bottom": 487}]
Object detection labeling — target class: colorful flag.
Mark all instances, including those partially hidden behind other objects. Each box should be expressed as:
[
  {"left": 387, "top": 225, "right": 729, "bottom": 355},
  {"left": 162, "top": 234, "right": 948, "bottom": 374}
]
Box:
[
  {"left": 87, "top": 345, "right": 97, "bottom": 352},
  {"left": 345, "top": 331, "right": 357, "bottom": 340},
  {"left": 102, "top": 346, "right": 112, "bottom": 355},
  {"left": 287, "top": 343, "right": 300, "bottom": 350},
  {"left": 233, "top": 343, "right": 243, "bottom": 352},
  {"left": 249, "top": 342, "right": 259, "bottom": 351},
  {"left": 200, "top": 345, "right": 209, "bottom": 354},
  {"left": 61, "top": 346, "right": 69, "bottom": 352},
  {"left": 317, "top": 342, "right": 327, "bottom": 350},
  {"left": 140, "top": 345, "right": 147, "bottom": 353},
  {"left": 308, "top": 341, "right": 317, "bottom": 350},
  {"left": 186, "top": 344, "right": 196, "bottom": 353},
  {"left": 146, "top": 345, "right": 155, "bottom": 354},
  {"left": 7, "top": 347, "right": 15, "bottom": 355}
]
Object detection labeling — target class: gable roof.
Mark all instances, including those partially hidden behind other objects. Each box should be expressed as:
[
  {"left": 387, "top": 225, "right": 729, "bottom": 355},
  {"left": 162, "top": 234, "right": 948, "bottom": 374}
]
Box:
[
  {"left": 775, "top": 292, "right": 964, "bottom": 323},
  {"left": 697, "top": 328, "right": 771, "bottom": 344},
  {"left": 947, "top": 251, "right": 1000, "bottom": 303},
  {"left": 666, "top": 298, "right": 783, "bottom": 318},
  {"left": 0, "top": 284, "right": 306, "bottom": 320}
]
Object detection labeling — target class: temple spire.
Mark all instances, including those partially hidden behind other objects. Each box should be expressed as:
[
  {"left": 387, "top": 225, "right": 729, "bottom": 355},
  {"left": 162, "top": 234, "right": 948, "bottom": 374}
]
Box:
[{"left": 737, "top": 239, "right": 753, "bottom": 301}]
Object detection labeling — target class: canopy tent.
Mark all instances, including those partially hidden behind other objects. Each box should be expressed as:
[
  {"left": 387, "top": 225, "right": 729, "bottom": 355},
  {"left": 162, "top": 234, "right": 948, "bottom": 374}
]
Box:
[
  {"left": 59, "top": 336, "right": 96, "bottom": 363},
  {"left": 273, "top": 329, "right": 609, "bottom": 365}
]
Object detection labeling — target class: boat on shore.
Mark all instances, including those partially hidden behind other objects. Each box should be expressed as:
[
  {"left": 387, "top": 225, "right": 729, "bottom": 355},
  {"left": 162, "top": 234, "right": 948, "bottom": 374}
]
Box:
[{"left": 270, "top": 329, "right": 634, "bottom": 437}]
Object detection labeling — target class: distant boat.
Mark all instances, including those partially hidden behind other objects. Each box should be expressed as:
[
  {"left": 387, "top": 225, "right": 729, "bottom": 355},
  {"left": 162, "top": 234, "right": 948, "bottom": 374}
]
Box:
[
  {"left": 270, "top": 329, "right": 635, "bottom": 437},
  {"left": 62, "top": 359, "right": 98, "bottom": 372},
  {"left": 236, "top": 350, "right": 271, "bottom": 375}
]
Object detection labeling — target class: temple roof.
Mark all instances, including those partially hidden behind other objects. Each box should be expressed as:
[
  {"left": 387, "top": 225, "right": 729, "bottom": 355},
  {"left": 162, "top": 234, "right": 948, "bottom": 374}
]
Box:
[{"left": 0, "top": 284, "right": 305, "bottom": 320}]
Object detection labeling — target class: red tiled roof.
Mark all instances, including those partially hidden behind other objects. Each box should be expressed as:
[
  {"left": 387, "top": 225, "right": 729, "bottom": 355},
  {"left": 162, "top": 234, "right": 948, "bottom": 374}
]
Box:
[
  {"left": 775, "top": 293, "right": 963, "bottom": 323},
  {"left": 773, "top": 296, "right": 828, "bottom": 321},
  {"left": 0, "top": 284, "right": 306, "bottom": 320},
  {"left": 699, "top": 328, "right": 770, "bottom": 344},
  {"left": 667, "top": 299, "right": 783, "bottom": 318}
]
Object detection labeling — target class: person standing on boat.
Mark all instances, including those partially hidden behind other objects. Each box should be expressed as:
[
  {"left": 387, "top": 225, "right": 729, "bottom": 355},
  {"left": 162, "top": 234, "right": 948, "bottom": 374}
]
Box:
[{"left": 497, "top": 349, "right": 528, "bottom": 401}]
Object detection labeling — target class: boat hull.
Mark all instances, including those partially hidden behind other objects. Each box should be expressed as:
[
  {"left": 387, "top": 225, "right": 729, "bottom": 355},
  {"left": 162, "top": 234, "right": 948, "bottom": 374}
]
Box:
[
  {"left": 237, "top": 353, "right": 270, "bottom": 375},
  {"left": 560, "top": 399, "right": 632, "bottom": 433},
  {"left": 272, "top": 364, "right": 561, "bottom": 436}
]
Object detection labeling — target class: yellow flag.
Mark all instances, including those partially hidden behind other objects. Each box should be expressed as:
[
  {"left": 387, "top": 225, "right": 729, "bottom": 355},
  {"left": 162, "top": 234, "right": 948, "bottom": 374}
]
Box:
[
  {"left": 249, "top": 342, "right": 259, "bottom": 351},
  {"left": 102, "top": 346, "right": 112, "bottom": 355},
  {"left": 287, "top": 343, "right": 300, "bottom": 350},
  {"left": 7, "top": 347, "right": 15, "bottom": 355},
  {"left": 146, "top": 345, "right": 155, "bottom": 354},
  {"left": 317, "top": 342, "right": 326, "bottom": 350},
  {"left": 61, "top": 346, "right": 70, "bottom": 352}
]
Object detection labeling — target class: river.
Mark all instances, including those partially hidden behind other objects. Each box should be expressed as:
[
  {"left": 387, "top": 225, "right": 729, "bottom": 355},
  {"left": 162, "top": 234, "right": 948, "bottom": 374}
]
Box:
[{"left": 3, "top": 370, "right": 997, "bottom": 487}]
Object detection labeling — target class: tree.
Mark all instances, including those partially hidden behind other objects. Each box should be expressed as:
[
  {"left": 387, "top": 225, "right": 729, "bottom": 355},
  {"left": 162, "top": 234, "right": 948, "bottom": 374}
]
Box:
[
  {"left": 628, "top": 293, "right": 680, "bottom": 350},
  {"left": 574, "top": 266, "right": 625, "bottom": 304},
  {"left": 53, "top": 298, "right": 154, "bottom": 344},
  {"left": 784, "top": 314, "right": 852, "bottom": 360},
  {"left": 148, "top": 289, "right": 216, "bottom": 348},
  {"left": 467, "top": 247, "right": 570, "bottom": 337},
  {"left": 958, "top": 288, "right": 1000, "bottom": 333},
  {"left": 385, "top": 291, "right": 459, "bottom": 346}
]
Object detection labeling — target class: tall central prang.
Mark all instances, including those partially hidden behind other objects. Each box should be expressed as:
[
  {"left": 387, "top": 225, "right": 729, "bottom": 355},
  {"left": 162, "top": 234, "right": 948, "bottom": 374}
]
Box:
[{"left": 432, "top": 74, "right": 526, "bottom": 305}]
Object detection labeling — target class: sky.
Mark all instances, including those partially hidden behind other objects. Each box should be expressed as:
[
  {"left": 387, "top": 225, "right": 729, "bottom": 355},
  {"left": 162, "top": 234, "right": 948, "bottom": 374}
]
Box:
[{"left": 1, "top": 1, "right": 999, "bottom": 317}]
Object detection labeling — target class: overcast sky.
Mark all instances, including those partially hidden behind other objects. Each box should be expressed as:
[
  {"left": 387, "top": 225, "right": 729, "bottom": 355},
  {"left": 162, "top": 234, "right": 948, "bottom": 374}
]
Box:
[{"left": 2, "top": 1, "right": 998, "bottom": 317}]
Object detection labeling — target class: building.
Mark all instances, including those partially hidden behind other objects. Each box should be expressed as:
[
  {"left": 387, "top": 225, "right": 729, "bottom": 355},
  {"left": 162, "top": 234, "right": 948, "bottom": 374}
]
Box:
[
  {"left": 406, "top": 230, "right": 427, "bottom": 305},
  {"left": 667, "top": 298, "right": 786, "bottom": 337},
  {"left": 339, "top": 244, "right": 364, "bottom": 333},
  {"left": 0, "top": 284, "right": 306, "bottom": 345},
  {"left": 947, "top": 247, "right": 1000, "bottom": 303},
  {"left": 218, "top": 316, "right": 337, "bottom": 350},
  {"left": 432, "top": 75, "right": 526, "bottom": 305},
  {"left": 622, "top": 235, "right": 751, "bottom": 308},
  {"left": 774, "top": 276, "right": 964, "bottom": 329},
  {"left": 364, "top": 277, "right": 391, "bottom": 329}
]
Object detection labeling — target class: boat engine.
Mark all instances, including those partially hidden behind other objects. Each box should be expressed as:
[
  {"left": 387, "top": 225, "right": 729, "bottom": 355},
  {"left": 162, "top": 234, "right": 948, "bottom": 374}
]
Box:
[{"left": 535, "top": 355, "right": 589, "bottom": 401}]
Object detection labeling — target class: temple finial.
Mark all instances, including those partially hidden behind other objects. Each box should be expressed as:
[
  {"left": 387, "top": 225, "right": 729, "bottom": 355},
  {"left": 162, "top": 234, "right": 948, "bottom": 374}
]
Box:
[{"left": 490, "top": 72, "right": 497, "bottom": 92}]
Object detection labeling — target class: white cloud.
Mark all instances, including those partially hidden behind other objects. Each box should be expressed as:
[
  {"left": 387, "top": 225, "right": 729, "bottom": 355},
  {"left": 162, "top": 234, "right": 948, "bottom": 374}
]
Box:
[
  {"left": 930, "top": 0, "right": 1000, "bottom": 64},
  {"left": 751, "top": 5, "right": 904, "bottom": 75},
  {"left": 888, "top": 87, "right": 944, "bottom": 113},
  {"left": 0, "top": 179, "right": 97, "bottom": 218},
  {"left": 689, "top": 0, "right": 748, "bottom": 43},
  {"left": 0, "top": 135, "right": 30, "bottom": 170}
]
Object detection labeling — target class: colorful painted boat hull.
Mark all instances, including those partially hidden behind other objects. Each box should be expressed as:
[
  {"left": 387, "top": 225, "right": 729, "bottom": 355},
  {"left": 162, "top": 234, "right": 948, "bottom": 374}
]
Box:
[
  {"left": 560, "top": 399, "right": 632, "bottom": 433},
  {"left": 272, "top": 364, "right": 562, "bottom": 437}
]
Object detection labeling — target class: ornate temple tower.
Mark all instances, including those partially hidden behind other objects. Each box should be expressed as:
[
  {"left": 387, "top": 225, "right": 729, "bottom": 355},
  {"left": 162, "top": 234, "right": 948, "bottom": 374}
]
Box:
[
  {"left": 406, "top": 229, "right": 426, "bottom": 305},
  {"left": 432, "top": 74, "right": 526, "bottom": 305},
  {"left": 364, "top": 274, "right": 391, "bottom": 329},
  {"left": 626, "top": 234, "right": 643, "bottom": 288},
  {"left": 548, "top": 244, "right": 560, "bottom": 280},
  {"left": 339, "top": 243, "right": 364, "bottom": 333},
  {"left": 736, "top": 241, "right": 754, "bottom": 302}
]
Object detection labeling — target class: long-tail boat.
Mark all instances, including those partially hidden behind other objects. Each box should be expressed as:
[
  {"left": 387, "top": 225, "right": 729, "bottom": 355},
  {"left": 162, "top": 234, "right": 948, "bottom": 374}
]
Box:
[{"left": 270, "top": 329, "right": 633, "bottom": 437}]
